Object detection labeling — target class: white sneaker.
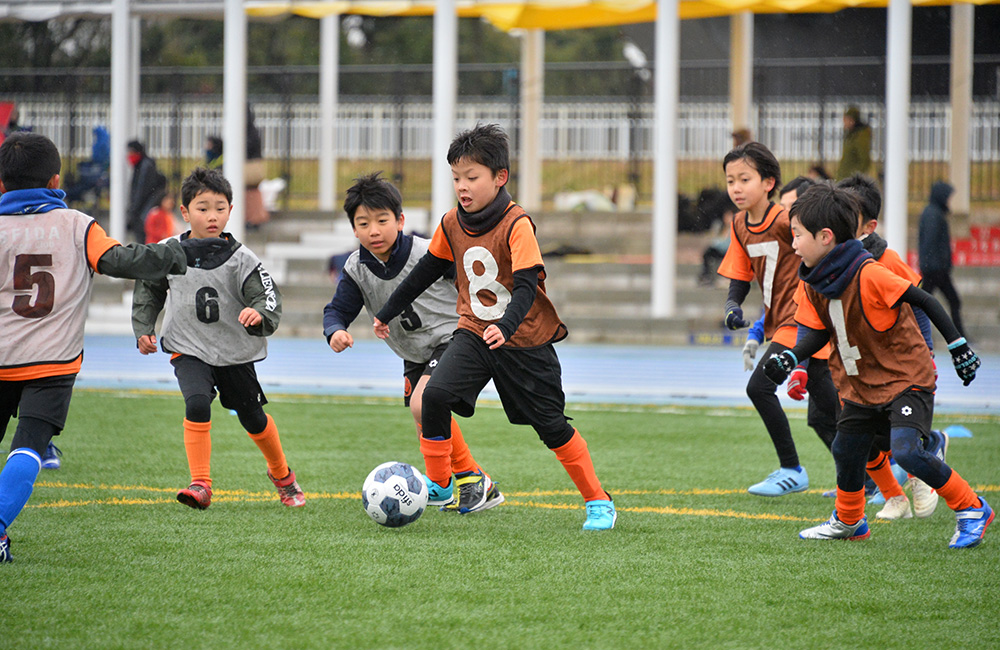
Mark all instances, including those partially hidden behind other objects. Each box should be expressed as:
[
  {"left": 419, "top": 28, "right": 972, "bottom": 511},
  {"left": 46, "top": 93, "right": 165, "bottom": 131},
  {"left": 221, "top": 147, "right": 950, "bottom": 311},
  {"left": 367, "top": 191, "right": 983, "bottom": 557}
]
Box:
[
  {"left": 800, "top": 510, "right": 870, "bottom": 540},
  {"left": 910, "top": 476, "right": 940, "bottom": 518},
  {"left": 876, "top": 495, "right": 913, "bottom": 520}
]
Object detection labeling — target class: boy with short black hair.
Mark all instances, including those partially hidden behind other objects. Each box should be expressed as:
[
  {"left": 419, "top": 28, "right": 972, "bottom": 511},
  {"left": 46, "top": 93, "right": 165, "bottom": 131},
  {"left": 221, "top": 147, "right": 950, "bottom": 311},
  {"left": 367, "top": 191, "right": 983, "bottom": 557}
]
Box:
[
  {"left": 764, "top": 184, "right": 990, "bottom": 548},
  {"left": 131, "top": 167, "right": 305, "bottom": 511},
  {"left": 323, "top": 171, "right": 502, "bottom": 510},
  {"left": 1, "top": 132, "right": 196, "bottom": 563},
  {"left": 373, "top": 124, "right": 616, "bottom": 530}
]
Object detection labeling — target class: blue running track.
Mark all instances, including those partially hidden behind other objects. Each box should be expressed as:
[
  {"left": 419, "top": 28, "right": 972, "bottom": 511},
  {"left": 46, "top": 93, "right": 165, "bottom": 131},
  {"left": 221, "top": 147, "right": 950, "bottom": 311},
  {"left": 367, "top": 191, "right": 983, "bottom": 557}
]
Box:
[{"left": 77, "top": 335, "right": 999, "bottom": 414}]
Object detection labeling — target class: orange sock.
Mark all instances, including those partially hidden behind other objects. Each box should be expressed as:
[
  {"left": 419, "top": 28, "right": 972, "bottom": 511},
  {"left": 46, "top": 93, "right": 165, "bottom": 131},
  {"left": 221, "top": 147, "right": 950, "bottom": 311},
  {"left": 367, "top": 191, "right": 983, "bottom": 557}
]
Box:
[
  {"left": 247, "top": 414, "right": 289, "bottom": 480},
  {"left": 183, "top": 419, "right": 212, "bottom": 488},
  {"left": 420, "top": 436, "right": 453, "bottom": 488},
  {"left": 834, "top": 487, "right": 867, "bottom": 526},
  {"left": 448, "top": 419, "right": 479, "bottom": 475},
  {"left": 936, "top": 470, "right": 981, "bottom": 512},
  {"left": 866, "top": 451, "right": 904, "bottom": 499},
  {"left": 552, "top": 430, "right": 605, "bottom": 502}
]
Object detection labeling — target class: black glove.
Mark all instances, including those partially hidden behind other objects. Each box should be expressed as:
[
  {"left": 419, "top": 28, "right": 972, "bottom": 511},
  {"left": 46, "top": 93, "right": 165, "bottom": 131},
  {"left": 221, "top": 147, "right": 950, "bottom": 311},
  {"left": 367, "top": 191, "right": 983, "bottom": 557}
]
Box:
[
  {"left": 763, "top": 350, "right": 798, "bottom": 385},
  {"left": 947, "top": 338, "right": 981, "bottom": 386},
  {"left": 724, "top": 301, "right": 750, "bottom": 330},
  {"left": 179, "top": 237, "right": 229, "bottom": 269}
]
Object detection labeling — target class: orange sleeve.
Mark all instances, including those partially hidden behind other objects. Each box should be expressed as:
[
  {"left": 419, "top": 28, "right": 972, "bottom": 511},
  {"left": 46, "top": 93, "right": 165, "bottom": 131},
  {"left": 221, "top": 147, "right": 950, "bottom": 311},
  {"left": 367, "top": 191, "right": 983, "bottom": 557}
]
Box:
[
  {"left": 509, "top": 217, "right": 544, "bottom": 271},
  {"left": 716, "top": 223, "right": 754, "bottom": 281},
  {"left": 85, "top": 221, "right": 122, "bottom": 272},
  {"left": 426, "top": 224, "right": 454, "bottom": 262},
  {"left": 794, "top": 294, "right": 825, "bottom": 331},
  {"left": 878, "top": 248, "right": 921, "bottom": 285},
  {"left": 860, "top": 262, "right": 915, "bottom": 331}
]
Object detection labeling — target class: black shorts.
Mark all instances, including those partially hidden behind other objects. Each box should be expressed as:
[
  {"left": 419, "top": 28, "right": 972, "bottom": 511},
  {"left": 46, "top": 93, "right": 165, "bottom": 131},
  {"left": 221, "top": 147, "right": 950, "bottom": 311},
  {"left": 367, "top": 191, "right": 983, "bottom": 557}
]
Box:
[
  {"left": 171, "top": 355, "right": 267, "bottom": 414},
  {"left": 0, "top": 375, "right": 76, "bottom": 442},
  {"left": 838, "top": 388, "right": 935, "bottom": 442},
  {"left": 402, "top": 342, "right": 449, "bottom": 407},
  {"left": 425, "top": 328, "right": 570, "bottom": 433}
]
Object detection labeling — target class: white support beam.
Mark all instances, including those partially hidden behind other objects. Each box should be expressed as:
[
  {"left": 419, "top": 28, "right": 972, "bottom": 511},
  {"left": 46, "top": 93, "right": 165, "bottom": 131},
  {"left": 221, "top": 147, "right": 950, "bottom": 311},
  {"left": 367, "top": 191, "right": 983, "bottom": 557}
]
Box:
[
  {"left": 109, "top": 0, "right": 129, "bottom": 242},
  {"left": 519, "top": 29, "right": 544, "bottom": 213},
  {"left": 223, "top": 0, "right": 246, "bottom": 241},
  {"left": 729, "top": 11, "right": 754, "bottom": 137},
  {"left": 950, "top": 3, "right": 974, "bottom": 217},
  {"left": 128, "top": 15, "right": 141, "bottom": 142},
  {"left": 652, "top": 0, "right": 680, "bottom": 318},
  {"left": 884, "top": 0, "right": 912, "bottom": 257},
  {"left": 431, "top": 0, "right": 458, "bottom": 225},
  {"left": 319, "top": 14, "right": 339, "bottom": 212}
]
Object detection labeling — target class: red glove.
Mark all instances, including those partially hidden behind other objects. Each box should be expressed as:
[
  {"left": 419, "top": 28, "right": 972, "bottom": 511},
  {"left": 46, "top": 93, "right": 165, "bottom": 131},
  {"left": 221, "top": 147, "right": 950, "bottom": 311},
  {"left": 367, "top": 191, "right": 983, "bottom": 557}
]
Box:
[{"left": 786, "top": 366, "right": 808, "bottom": 401}]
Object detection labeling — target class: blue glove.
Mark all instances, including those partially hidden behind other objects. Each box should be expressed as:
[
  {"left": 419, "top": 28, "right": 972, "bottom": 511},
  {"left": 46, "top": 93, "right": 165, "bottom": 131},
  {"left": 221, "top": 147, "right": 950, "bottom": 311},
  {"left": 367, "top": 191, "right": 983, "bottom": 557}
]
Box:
[
  {"left": 763, "top": 350, "right": 798, "bottom": 385},
  {"left": 724, "top": 301, "right": 750, "bottom": 330},
  {"left": 947, "top": 338, "right": 981, "bottom": 386}
]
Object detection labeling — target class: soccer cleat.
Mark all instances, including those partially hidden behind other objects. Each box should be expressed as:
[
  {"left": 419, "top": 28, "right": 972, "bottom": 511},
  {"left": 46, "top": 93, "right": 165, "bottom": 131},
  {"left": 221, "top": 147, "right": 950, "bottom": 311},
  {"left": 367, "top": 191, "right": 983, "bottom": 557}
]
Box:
[
  {"left": 40, "top": 442, "right": 62, "bottom": 470},
  {"left": 440, "top": 478, "right": 504, "bottom": 514},
  {"left": 910, "top": 476, "right": 940, "bottom": 518},
  {"left": 424, "top": 475, "right": 455, "bottom": 507},
  {"left": 876, "top": 495, "right": 913, "bottom": 520},
  {"left": 0, "top": 534, "right": 11, "bottom": 563},
  {"left": 868, "top": 487, "right": 886, "bottom": 506},
  {"left": 450, "top": 471, "right": 492, "bottom": 514},
  {"left": 177, "top": 481, "right": 212, "bottom": 510},
  {"left": 799, "top": 510, "right": 870, "bottom": 540},
  {"left": 949, "top": 497, "right": 994, "bottom": 549},
  {"left": 822, "top": 490, "right": 836, "bottom": 498},
  {"left": 747, "top": 466, "right": 808, "bottom": 496},
  {"left": 269, "top": 469, "right": 305, "bottom": 507},
  {"left": 583, "top": 497, "right": 617, "bottom": 531}
]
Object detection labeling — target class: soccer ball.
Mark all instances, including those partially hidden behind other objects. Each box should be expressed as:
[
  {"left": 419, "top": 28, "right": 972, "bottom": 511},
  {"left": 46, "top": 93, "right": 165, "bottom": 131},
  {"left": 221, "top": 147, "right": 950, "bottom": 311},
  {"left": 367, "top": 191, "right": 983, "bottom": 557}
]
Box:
[{"left": 361, "top": 461, "right": 429, "bottom": 527}]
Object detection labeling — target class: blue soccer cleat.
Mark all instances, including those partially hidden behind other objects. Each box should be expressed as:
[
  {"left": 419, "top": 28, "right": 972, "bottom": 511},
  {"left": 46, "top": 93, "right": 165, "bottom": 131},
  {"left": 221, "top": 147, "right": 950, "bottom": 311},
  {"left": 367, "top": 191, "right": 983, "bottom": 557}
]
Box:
[
  {"left": 949, "top": 497, "right": 994, "bottom": 549},
  {"left": 41, "top": 442, "right": 62, "bottom": 470},
  {"left": 889, "top": 458, "right": 909, "bottom": 489},
  {"left": 800, "top": 510, "right": 870, "bottom": 540},
  {"left": 0, "top": 533, "right": 11, "bottom": 563},
  {"left": 583, "top": 497, "right": 617, "bottom": 531},
  {"left": 925, "top": 429, "right": 950, "bottom": 462},
  {"left": 424, "top": 475, "right": 455, "bottom": 507},
  {"left": 748, "top": 466, "right": 808, "bottom": 496}
]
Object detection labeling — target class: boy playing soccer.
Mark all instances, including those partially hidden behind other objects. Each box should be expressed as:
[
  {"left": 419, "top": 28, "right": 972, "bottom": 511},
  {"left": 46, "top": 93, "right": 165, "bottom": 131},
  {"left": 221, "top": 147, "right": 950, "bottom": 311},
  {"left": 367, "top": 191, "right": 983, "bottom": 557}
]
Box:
[
  {"left": 131, "top": 167, "right": 305, "bottom": 511},
  {"left": 372, "top": 124, "right": 616, "bottom": 530},
  {"left": 717, "top": 144, "right": 838, "bottom": 496},
  {"left": 323, "top": 172, "right": 502, "bottom": 510},
  {"left": 763, "top": 184, "right": 990, "bottom": 548},
  {"left": 1, "top": 133, "right": 198, "bottom": 563},
  {"left": 835, "top": 173, "right": 948, "bottom": 520}
]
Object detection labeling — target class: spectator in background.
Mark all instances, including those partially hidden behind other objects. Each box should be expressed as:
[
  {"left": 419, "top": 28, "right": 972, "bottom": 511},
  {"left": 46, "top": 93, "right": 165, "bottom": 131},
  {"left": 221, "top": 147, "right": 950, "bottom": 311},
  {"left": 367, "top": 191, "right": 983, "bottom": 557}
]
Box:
[
  {"left": 732, "top": 128, "right": 752, "bottom": 148},
  {"left": 918, "top": 181, "right": 966, "bottom": 338},
  {"left": 144, "top": 191, "right": 178, "bottom": 244},
  {"left": 697, "top": 198, "right": 737, "bottom": 287},
  {"left": 836, "top": 106, "right": 872, "bottom": 179},
  {"left": 205, "top": 136, "right": 223, "bottom": 170},
  {"left": 244, "top": 106, "right": 269, "bottom": 229},
  {"left": 126, "top": 140, "right": 165, "bottom": 242},
  {"left": 807, "top": 164, "right": 831, "bottom": 182}
]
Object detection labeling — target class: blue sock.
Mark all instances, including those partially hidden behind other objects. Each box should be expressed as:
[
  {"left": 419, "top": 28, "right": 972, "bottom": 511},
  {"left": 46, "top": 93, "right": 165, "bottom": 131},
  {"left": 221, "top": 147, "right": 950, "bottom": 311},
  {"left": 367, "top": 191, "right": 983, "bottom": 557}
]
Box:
[{"left": 0, "top": 448, "right": 42, "bottom": 533}]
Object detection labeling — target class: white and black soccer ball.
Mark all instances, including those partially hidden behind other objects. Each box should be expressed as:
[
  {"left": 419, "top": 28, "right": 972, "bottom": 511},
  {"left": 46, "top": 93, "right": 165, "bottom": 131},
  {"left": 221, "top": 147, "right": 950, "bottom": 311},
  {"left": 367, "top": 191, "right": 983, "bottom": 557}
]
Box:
[{"left": 361, "top": 461, "right": 429, "bottom": 527}]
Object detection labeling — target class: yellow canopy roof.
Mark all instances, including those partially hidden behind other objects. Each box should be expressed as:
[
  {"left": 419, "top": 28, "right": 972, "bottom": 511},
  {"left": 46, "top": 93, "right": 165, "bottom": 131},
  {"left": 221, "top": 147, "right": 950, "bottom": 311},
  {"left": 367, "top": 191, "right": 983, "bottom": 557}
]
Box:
[{"left": 246, "top": 0, "right": 1000, "bottom": 29}]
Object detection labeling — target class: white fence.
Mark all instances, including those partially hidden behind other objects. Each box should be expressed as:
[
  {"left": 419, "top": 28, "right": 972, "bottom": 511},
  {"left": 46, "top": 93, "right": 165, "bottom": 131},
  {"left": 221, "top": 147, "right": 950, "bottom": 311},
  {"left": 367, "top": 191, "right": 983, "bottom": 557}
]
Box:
[{"left": 13, "top": 97, "right": 1000, "bottom": 164}]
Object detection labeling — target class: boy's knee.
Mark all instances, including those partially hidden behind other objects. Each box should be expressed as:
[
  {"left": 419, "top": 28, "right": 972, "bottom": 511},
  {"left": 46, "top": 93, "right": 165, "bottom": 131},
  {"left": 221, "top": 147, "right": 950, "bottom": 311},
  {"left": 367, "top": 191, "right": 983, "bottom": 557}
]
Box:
[
  {"left": 185, "top": 395, "right": 213, "bottom": 423},
  {"left": 746, "top": 373, "right": 774, "bottom": 402},
  {"left": 10, "top": 417, "right": 59, "bottom": 457},
  {"left": 238, "top": 408, "right": 268, "bottom": 435},
  {"left": 422, "top": 385, "right": 455, "bottom": 411},
  {"left": 536, "top": 422, "right": 575, "bottom": 449},
  {"left": 889, "top": 429, "right": 923, "bottom": 467}
]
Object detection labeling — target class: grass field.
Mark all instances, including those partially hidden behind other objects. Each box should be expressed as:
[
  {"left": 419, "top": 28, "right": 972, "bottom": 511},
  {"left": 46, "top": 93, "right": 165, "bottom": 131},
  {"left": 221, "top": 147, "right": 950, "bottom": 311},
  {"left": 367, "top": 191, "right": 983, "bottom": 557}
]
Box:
[{"left": 4, "top": 389, "right": 999, "bottom": 649}]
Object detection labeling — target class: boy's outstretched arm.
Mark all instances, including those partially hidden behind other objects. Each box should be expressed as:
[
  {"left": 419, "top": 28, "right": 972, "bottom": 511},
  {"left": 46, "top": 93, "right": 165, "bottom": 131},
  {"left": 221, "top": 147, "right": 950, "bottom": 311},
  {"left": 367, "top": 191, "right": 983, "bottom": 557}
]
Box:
[
  {"left": 724, "top": 279, "right": 752, "bottom": 330},
  {"left": 762, "top": 325, "right": 829, "bottom": 385},
  {"left": 95, "top": 238, "right": 188, "bottom": 280},
  {"left": 898, "top": 285, "right": 980, "bottom": 385},
  {"left": 374, "top": 252, "right": 451, "bottom": 330},
  {"left": 131, "top": 276, "right": 169, "bottom": 350}
]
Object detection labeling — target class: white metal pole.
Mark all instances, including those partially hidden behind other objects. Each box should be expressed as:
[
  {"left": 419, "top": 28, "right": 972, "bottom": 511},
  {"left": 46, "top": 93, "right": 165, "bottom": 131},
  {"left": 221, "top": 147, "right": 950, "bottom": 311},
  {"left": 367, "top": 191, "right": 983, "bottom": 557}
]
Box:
[
  {"left": 729, "top": 12, "right": 754, "bottom": 137},
  {"left": 950, "top": 3, "right": 974, "bottom": 217},
  {"left": 652, "top": 0, "right": 680, "bottom": 318},
  {"left": 884, "top": 0, "right": 912, "bottom": 257},
  {"left": 128, "top": 16, "right": 141, "bottom": 143},
  {"left": 223, "top": 0, "right": 247, "bottom": 241},
  {"left": 519, "top": 29, "right": 544, "bottom": 213},
  {"left": 431, "top": 0, "right": 458, "bottom": 225},
  {"left": 319, "top": 14, "right": 339, "bottom": 212},
  {"left": 109, "top": 0, "right": 129, "bottom": 243}
]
